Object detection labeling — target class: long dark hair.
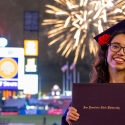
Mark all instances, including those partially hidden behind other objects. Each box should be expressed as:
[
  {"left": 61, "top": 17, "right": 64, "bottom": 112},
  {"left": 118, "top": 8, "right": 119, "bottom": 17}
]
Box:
[{"left": 90, "top": 30, "right": 125, "bottom": 83}]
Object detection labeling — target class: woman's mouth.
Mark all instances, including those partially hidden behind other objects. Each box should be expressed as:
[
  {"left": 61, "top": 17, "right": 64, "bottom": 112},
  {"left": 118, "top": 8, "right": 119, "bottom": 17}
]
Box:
[{"left": 113, "top": 58, "right": 125, "bottom": 63}]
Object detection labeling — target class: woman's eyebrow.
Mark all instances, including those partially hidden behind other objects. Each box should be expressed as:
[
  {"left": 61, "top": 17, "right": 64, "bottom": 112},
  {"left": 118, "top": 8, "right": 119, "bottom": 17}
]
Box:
[
  {"left": 111, "top": 42, "right": 120, "bottom": 44},
  {"left": 111, "top": 42, "right": 125, "bottom": 47}
]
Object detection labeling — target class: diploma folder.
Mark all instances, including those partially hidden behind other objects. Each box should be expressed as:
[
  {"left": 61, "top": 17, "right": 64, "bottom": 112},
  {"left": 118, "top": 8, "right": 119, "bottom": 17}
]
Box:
[{"left": 72, "top": 83, "right": 125, "bottom": 125}]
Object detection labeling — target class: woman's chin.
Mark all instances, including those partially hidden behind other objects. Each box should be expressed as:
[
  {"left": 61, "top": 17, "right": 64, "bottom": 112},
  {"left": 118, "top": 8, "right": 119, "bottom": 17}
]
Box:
[{"left": 113, "top": 66, "right": 125, "bottom": 71}]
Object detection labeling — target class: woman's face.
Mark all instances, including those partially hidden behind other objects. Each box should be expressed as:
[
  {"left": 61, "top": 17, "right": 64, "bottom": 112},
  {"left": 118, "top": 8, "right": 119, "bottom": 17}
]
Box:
[{"left": 107, "top": 34, "right": 125, "bottom": 71}]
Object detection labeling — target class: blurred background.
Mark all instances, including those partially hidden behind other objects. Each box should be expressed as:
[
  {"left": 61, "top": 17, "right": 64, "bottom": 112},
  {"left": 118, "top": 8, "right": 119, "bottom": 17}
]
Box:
[{"left": 0, "top": 0, "right": 124, "bottom": 125}]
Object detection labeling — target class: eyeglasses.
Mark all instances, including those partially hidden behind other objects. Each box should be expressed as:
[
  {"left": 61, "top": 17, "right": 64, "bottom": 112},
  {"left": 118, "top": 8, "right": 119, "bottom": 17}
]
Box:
[{"left": 108, "top": 43, "right": 125, "bottom": 54}]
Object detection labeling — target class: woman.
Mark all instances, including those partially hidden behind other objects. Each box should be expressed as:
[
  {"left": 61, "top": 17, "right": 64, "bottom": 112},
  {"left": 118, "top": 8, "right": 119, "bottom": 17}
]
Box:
[{"left": 61, "top": 19, "right": 125, "bottom": 125}]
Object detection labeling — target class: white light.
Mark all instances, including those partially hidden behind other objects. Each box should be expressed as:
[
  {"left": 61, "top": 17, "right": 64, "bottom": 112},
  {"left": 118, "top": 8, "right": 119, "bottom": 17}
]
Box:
[
  {"left": 114, "top": 9, "right": 122, "bottom": 14},
  {"left": 53, "top": 84, "right": 59, "bottom": 90},
  {"left": 30, "top": 106, "right": 35, "bottom": 109},
  {"left": 65, "top": 91, "right": 72, "bottom": 96},
  {"left": 0, "top": 37, "right": 8, "bottom": 47},
  {"left": 26, "top": 106, "right": 30, "bottom": 110},
  {"left": 45, "top": 105, "right": 49, "bottom": 110},
  {"left": 2, "top": 97, "right": 5, "bottom": 100},
  {"left": 25, "top": 58, "right": 37, "bottom": 72},
  {"left": 56, "top": 91, "right": 60, "bottom": 96},
  {"left": 23, "top": 74, "right": 38, "bottom": 94},
  {"left": 51, "top": 91, "right": 55, "bottom": 96},
  {"left": 43, "top": 96, "right": 49, "bottom": 99},
  {"left": 106, "top": 1, "right": 114, "bottom": 8}
]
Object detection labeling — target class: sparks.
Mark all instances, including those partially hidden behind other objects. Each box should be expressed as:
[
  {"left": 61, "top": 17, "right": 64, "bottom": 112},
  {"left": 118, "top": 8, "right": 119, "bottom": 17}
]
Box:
[{"left": 42, "top": 0, "right": 125, "bottom": 63}]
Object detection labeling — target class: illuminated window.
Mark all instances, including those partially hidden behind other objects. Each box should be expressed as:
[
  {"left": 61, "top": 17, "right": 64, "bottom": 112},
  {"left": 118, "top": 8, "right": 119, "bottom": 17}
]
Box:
[
  {"left": 25, "top": 58, "right": 37, "bottom": 72},
  {"left": 24, "top": 40, "right": 38, "bottom": 56}
]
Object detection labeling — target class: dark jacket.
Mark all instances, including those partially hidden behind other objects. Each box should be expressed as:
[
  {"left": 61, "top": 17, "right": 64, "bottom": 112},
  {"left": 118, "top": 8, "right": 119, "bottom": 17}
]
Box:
[{"left": 61, "top": 102, "right": 72, "bottom": 125}]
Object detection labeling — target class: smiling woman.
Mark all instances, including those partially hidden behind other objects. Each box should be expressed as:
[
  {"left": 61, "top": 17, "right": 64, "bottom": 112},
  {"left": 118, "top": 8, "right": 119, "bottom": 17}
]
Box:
[
  {"left": 91, "top": 27, "right": 125, "bottom": 83},
  {"left": 61, "top": 19, "right": 125, "bottom": 125}
]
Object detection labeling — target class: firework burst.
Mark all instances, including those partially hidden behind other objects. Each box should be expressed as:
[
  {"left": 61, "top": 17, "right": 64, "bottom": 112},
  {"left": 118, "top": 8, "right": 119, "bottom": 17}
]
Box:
[{"left": 42, "top": 0, "right": 125, "bottom": 63}]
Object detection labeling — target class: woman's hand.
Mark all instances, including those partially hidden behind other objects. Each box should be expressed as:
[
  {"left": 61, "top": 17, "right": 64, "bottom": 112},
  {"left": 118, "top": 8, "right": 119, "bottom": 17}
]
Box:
[{"left": 66, "top": 106, "right": 80, "bottom": 125}]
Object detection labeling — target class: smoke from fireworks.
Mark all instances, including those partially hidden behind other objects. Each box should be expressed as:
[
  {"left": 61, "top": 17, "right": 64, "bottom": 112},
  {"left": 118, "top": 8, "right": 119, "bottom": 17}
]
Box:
[{"left": 42, "top": 0, "right": 125, "bottom": 63}]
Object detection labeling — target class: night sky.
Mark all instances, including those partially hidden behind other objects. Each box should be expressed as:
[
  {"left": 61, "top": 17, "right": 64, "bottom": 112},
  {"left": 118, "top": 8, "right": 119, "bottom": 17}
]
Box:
[{"left": 0, "top": 0, "right": 95, "bottom": 93}]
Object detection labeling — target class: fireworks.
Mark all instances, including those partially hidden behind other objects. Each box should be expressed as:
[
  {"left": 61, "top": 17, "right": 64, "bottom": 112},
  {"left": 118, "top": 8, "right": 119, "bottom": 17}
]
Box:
[{"left": 42, "top": 0, "right": 125, "bottom": 63}]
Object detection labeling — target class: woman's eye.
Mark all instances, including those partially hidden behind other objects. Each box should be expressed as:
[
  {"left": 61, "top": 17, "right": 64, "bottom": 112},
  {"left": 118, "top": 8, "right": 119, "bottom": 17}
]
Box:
[{"left": 112, "top": 45, "right": 119, "bottom": 48}]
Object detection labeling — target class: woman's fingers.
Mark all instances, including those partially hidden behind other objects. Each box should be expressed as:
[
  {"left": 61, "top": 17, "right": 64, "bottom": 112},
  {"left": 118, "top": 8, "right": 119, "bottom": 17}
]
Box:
[
  {"left": 68, "top": 106, "right": 77, "bottom": 112},
  {"left": 66, "top": 106, "right": 80, "bottom": 124},
  {"left": 67, "top": 111, "right": 79, "bottom": 120},
  {"left": 66, "top": 114, "right": 79, "bottom": 125},
  {"left": 67, "top": 115, "right": 79, "bottom": 121},
  {"left": 68, "top": 107, "right": 80, "bottom": 117}
]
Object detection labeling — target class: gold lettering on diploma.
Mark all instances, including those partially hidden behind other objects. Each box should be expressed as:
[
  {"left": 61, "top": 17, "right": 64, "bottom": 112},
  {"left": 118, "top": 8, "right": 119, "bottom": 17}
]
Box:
[{"left": 83, "top": 106, "right": 120, "bottom": 110}]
